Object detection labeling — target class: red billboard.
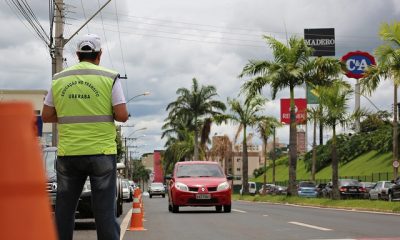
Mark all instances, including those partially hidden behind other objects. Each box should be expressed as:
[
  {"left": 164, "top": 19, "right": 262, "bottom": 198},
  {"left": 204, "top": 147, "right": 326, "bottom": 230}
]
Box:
[{"left": 280, "top": 98, "right": 307, "bottom": 124}]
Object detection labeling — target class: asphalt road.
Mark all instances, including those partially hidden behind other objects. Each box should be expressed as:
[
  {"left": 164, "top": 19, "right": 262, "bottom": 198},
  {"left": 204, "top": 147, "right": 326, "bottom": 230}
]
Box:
[{"left": 121, "top": 196, "right": 400, "bottom": 240}]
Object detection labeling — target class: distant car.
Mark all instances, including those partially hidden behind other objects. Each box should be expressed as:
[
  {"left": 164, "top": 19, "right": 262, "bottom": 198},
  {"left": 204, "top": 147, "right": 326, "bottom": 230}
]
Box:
[
  {"left": 325, "top": 179, "right": 365, "bottom": 199},
  {"left": 388, "top": 178, "right": 400, "bottom": 201},
  {"left": 297, "top": 181, "right": 317, "bottom": 198},
  {"left": 270, "top": 185, "right": 287, "bottom": 195},
  {"left": 369, "top": 181, "right": 394, "bottom": 200},
  {"left": 359, "top": 182, "right": 376, "bottom": 199},
  {"left": 149, "top": 182, "right": 166, "bottom": 198},
  {"left": 258, "top": 184, "right": 276, "bottom": 195},
  {"left": 121, "top": 179, "right": 131, "bottom": 201},
  {"left": 166, "top": 161, "right": 232, "bottom": 213},
  {"left": 240, "top": 182, "right": 257, "bottom": 195},
  {"left": 315, "top": 183, "right": 327, "bottom": 197}
]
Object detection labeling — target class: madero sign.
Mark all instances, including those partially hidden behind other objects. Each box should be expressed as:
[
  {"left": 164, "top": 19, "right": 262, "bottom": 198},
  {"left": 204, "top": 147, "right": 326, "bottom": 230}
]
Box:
[
  {"left": 341, "top": 51, "right": 376, "bottom": 79},
  {"left": 304, "top": 28, "right": 335, "bottom": 57},
  {"left": 280, "top": 98, "right": 307, "bottom": 124}
]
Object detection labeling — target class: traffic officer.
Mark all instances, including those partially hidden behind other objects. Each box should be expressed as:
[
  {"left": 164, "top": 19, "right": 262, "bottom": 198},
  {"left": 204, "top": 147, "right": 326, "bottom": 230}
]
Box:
[{"left": 42, "top": 33, "right": 128, "bottom": 240}]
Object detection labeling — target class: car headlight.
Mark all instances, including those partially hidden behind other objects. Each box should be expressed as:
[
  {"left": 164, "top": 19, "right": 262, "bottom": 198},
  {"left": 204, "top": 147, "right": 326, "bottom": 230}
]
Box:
[
  {"left": 217, "top": 181, "right": 230, "bottom": 191},
  {"left": 175, "top": 182, "right": 189, "bottom": 192},
  {"left": 82, "top": 181, "right": 91, "bottom": 193}
]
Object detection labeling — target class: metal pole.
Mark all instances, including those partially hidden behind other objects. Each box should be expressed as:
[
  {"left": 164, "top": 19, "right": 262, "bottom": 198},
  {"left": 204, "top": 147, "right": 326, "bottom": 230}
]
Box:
[
  {"left": 51, "top": 0, "right": 64, "bottom": 146},
  {"left": 355, "top": 80, "right": 361, "bottom": 132}
]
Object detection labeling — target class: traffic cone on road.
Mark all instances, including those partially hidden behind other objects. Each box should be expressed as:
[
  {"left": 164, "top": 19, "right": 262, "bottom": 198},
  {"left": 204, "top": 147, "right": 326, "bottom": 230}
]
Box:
[
  {"left": 127, "top": 187, "right": 146, "bottom": 231},
  {"left": 0, "top": 102, "right": 57, "bottom": 240}
]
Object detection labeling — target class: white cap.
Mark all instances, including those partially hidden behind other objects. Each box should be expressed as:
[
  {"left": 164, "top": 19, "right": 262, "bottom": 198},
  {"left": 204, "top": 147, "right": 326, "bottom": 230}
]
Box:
[{"left": 76, "top": 33, "right": 101, "bottom": 52}]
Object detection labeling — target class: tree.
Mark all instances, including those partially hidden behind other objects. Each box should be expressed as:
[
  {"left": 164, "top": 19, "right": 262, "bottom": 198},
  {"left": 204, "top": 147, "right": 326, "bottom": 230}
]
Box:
[
  {"left": 256, "top": 116, "right": 281, "bottom": 195},
  {"left": 224, "top": 96, "right": 266, "bottom": 194},
  {"left": 306, "top": 106, "right": 323, "bottom": 181},
  {"left": 240, "top": 36, "right": 343, "bottom": 195},
  {"left": 314, "top": 80, "right": 353, "bottom": 200},
  {"left": 210, "top": 135, "right": 232, "bottom": 174},
  {"left": 360, "top": 21, "right": 400, "bottom": 180},
  {"left": 166, "top": 78, "right": 226, "bottom": 161}
]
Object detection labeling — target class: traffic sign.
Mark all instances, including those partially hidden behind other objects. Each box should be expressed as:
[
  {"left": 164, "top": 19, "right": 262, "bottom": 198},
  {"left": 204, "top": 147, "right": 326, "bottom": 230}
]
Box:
[
  {"left": 393, "top": 160, "right": 399, "bottom": 168},
  {"left": 341, "top": 51, "right": 376, "bottom": 79}
]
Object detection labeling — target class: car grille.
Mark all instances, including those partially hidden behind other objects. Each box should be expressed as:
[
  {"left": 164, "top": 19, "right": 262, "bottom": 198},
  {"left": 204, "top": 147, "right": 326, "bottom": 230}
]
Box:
[
  {"left": 188, "top": 198, "right": 219, "bottom": 204},
  {"left": 188, "top": 187, "right": 218, "bottom": 192}
]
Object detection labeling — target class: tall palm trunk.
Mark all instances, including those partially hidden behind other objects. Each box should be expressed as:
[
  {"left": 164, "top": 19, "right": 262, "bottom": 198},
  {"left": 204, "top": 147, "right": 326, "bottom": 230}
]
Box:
[
  {"left": 311, "top": 115, "right": 317, "bottom": 181},
  {"left": 393, "top": 84, "right": 399, "bottom": 180},
  {"left": 288, "top": 87, "right": 298, "bottom": 196},
  {"left": 262, "top": 139, "right": 268, "bottom": 195},
  {"left": 242, "top": 125, "right": 249, "bottom": 194},
  {"left": 194, "top": 117, "right": 199, "bottom": 161},
  {"left": 272, "top": 127, "right": 276, "bottom": 185},
  {"left": 331, "top": 125, "right": 340, "bottom": 200}
]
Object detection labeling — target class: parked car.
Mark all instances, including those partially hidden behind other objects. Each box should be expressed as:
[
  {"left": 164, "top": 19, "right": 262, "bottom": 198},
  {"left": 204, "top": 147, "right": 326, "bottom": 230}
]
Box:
[
  {"left": 121, "top": 179, "right": 132, "bottom": 201},
  {"left": 240, "top": 182, "right": 257, "bottom": 195},
  {"left": 297, "top": 181, "right": 318, "bottom": 198},
  {"left": 315, "top": 183, "right": 327, "bottom": 197},
  {"left": 270, "top": 185, "right": 287, "bottom": 195},
  {"left": 42, "top": 147, "right": 125, "bottom": 218},
  {"left": 388, "top": 177, "right": 400, "bottom": 201},
  {"left": 369, "top": 181, "right": 394, "bottom": 200},
  {"left": 166, "top": 161, "right": 232, "bottom": 213},
  {"left": 258, "top": 184, "right": 276, "bottom": 194},
  {"left": 324, "top": 179, "right": 365, "bottom": 199},
  {"left": 148, "top": 182, "right": 166, "bottom": 198},
  {"left": 359, "top": 182, "right": 376, "bottom": 199}
]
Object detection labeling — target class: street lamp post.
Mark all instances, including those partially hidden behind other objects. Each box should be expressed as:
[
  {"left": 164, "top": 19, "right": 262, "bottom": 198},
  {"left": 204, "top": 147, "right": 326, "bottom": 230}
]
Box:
[{"left": 127, "top": 91, "right": 150, "bottom": 104}]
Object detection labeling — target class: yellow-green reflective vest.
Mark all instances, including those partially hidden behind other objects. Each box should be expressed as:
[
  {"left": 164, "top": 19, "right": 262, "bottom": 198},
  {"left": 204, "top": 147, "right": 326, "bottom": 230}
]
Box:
[{"left": 52, "top": 61, "right": 119, "bottom": 156}]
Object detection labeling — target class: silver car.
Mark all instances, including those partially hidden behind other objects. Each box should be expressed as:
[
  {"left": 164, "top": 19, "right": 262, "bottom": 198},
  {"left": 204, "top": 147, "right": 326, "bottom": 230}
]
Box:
[
  {"left": 148, "top": 182, "right": 166, "bottom": 198},
  {"left": 369, "top": 181, "right": 394, "bottom": 200}
]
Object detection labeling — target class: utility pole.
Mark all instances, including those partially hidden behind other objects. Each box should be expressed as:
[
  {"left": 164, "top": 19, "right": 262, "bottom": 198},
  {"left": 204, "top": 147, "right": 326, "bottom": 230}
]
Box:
[
  {"left": 51, "top": 0, "right": 65, "bottom": 146},
  {"left": 50, "top": 0, "right": 112, "bottom": 146}
]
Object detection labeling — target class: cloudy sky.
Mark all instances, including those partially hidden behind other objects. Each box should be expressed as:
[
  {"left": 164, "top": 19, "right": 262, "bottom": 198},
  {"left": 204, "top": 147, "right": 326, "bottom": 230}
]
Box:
[{"left": 1, "top": 0, "right": 399, "bottom": 156}]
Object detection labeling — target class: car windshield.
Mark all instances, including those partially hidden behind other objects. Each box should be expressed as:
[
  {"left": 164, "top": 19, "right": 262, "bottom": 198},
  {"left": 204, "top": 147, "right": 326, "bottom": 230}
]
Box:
[
  {"left": 384, "top": 182, "right": 394, "bottom": 188},
  {"left": 176, "top": 164, "right": 224, "bottom": 178},
  {"left": 43, "top": 150, "right": 56, "bottom": 172},
  {"left": 151, "top": 183, "right": 164, "bottom": 188},
  {"left": 299, "top": 182, "right": 315, "bottom": 187},
  {"left": 340, "top": 179, "right": 360, "bottom": 186}
]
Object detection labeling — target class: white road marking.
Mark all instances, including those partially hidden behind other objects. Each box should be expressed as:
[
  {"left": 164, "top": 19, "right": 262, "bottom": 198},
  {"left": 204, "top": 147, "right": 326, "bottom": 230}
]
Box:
[
  {"left": 288, "top": 221, "right": 332, "bottom": 231},
  {"left": 262, "top": 214, "right": 269, "bottom": 217},
  {"left": 232, "top": 209, "right": 247, "bottom": 213},
  {"left": 120, "top": 209, "right": 132, "bottom": 240}
]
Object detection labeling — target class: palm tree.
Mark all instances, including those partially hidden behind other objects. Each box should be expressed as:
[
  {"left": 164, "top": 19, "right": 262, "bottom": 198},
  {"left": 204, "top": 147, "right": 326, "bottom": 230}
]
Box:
[
  {"left": 360, "top": 21, "right": 400, "bottom": 180},
  {"left": 225, "top": 95, "right": 266, "bottom": 194},
  {"left": 257, "top": 116, "right": 282, "bottom": 195},
  {"left": 240, "top": 36, "right": 312, "bottom": 196},
  {"left": 306, "top": 106, "right": 323, "bottom": 181},
  {"left": 166, "top": 78, "right": 226, "bottom": 161},
  {"left": 314, "top": 80, "right": 353, "bottom": 200},
  {"left": 210, "top": 135, "right": 232, "bottom": 174}
]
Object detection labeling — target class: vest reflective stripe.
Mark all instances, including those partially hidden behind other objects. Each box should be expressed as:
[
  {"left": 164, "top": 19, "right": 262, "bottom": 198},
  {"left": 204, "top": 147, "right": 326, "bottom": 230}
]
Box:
[
  {"left": 53, "top": 69, "right": 119, "bottom": 81},
  {"left": 58, "top": 115, "right": 114, "bottom": 124}
]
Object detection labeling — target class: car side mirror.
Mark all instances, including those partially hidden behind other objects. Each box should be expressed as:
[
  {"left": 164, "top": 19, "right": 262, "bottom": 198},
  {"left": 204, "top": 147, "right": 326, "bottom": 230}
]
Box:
[{"left": 226, "top": 175, "right": 233, "bottom": 180}]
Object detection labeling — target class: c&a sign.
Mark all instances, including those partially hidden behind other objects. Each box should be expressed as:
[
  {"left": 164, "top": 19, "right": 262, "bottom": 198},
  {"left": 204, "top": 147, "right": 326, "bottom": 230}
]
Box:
[
  {"left": 280, "top": 98, "right": 307, "bottom": 124},
  {"left": 341, "top": 51, "right": 376, "bottom": 79}
]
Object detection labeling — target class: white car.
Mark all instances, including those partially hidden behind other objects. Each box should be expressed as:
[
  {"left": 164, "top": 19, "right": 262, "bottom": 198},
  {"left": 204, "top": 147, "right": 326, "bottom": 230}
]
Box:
[
  {"left": 121, "top": 180, "right": 131, "bottom": 201},
  {"left": 240, "top": 182, "right": 257, "bottom": 195}
]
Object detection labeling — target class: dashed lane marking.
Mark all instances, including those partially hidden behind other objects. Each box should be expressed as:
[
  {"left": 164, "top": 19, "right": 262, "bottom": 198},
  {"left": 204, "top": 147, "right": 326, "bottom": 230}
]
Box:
[
  {"left": 232, "top": 209, "right": 247, "bottom": 213},
  {"left": 288, "top": 221, "right": 332, "bottom": 231}
]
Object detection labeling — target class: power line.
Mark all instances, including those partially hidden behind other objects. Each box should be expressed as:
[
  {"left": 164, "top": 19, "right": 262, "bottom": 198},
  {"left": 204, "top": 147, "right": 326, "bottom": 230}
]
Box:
[
  {"left": 96, "top": 0, "right": 114, "bottom": 69},
  {"left": 79, "top": 0, "right": 90, "bottom": 33}
]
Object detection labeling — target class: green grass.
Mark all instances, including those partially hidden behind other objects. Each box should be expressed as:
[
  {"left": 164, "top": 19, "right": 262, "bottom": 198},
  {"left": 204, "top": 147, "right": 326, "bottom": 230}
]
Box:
[
  {"left": 252, "top": 150, "right": 394, "bottom": 182},
  {"left": 232, "top": 194, "right": 400, "bottom": 213}
]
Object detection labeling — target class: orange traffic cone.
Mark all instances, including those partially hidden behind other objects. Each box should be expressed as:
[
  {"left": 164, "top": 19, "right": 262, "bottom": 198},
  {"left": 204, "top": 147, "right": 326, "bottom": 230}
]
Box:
[
  {"left": 0, "top": 102, "right": 57, "bottom": 240},
  {"left": 127, "top": 187, "right": 146, "bottom": 231}
]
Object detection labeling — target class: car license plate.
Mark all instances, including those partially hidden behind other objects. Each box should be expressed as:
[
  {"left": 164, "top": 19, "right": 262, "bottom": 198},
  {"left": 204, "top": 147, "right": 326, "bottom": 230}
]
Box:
[
  {"left": 348, "top": 188, "right": 357, "bottom": 192},
  {"left": 196, "top": 194, "right": 211, "bottom": 199}
]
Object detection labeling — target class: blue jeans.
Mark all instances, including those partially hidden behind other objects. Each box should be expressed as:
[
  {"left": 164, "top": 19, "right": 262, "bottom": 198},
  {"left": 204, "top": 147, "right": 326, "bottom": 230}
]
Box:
[{"left": 55, "top": 154, "right": 120, "bottom": 240}]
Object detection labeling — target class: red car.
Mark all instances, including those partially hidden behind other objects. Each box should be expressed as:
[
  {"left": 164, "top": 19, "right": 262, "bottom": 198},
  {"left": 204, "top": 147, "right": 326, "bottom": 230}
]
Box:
[{"left": 166, "top": 161, "right": 232, "bottom": 213}]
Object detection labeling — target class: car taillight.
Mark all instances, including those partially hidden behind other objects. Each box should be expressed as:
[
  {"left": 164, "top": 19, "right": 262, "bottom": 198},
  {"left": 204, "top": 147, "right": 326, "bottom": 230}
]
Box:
[
  {"left": 359, "top": 187, "right": 366, "bottom": 192},
  {"left": 339, "top": 187, "right": 346, "bottom": 192}
]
